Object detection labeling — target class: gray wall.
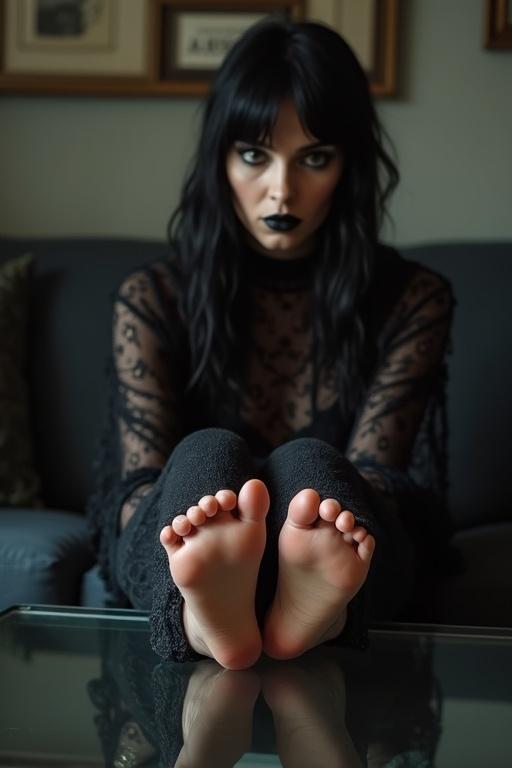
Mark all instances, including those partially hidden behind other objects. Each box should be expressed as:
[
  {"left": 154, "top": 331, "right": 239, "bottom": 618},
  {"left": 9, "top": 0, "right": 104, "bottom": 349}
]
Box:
[
  {"left": 379, "top": 0, "right": 512, "bottom": 244},
  {"left": 1, "top": 0, "right": 511, "bottom": 245}
]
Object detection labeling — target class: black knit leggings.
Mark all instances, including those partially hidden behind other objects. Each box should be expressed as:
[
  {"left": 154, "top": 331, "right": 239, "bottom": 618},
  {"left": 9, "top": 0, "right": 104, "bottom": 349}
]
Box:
[{"left": 116, "top": 429, "right": 415, "bottom": 662}]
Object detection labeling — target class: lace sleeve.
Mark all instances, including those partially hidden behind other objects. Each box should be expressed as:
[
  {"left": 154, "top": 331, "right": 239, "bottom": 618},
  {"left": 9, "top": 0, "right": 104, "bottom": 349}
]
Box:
[
  {"left": 114, "top": 264, "right": 182, "bottom": 477},
  {"left": 347, "top": 268, "right": 455, "bottom": 497},
  {"left": 87, "top": 262, "right": 186, "bottom": 591}
]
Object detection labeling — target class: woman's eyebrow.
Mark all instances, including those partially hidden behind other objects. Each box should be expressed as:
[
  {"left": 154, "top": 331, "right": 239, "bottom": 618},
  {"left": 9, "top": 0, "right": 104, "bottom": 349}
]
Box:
[
  {"left": 234, "top": 139, "right": 336, "bottom": 151},
  {"left": 297, "top": 141, "right": 337, "bottom": 152}
]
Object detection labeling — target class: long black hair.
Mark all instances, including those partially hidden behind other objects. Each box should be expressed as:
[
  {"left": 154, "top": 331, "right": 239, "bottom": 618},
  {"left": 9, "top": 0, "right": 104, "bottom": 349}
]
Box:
[{"left": 168, "top": 18, "right": 399, "bottom": 417}]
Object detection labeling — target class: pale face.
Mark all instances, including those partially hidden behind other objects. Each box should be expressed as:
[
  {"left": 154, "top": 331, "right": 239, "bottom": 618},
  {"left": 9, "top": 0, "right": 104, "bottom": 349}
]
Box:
[{"left": 225, "top": 100, "right": 343, "bottom": 260}]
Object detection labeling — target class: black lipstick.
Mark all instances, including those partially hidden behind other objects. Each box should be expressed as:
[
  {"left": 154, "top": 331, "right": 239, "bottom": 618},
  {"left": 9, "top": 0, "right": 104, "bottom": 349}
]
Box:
[{"left": 263, "top": 214, "right": 302, "bottom": 232}]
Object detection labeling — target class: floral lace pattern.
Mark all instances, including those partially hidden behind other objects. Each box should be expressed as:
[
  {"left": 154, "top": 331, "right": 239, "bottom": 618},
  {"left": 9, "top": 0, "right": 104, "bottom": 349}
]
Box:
[
  {"left": 113, "top": 263, "right": 183, "bottom": 475},
  {"left": 348, "top": 269, "right": 453, "bottom": 491}
]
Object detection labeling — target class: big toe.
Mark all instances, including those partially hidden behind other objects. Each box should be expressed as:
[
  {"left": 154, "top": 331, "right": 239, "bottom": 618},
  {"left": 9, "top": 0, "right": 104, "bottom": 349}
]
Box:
[
  {"left": 288, "top": 489, "right": 321, "bottom": 527},
  {"left": 237, "top": 479, "right": 270, "bottom": 523}
]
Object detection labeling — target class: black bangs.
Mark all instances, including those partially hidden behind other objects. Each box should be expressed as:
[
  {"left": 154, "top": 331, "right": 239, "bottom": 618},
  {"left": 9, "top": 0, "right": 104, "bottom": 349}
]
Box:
[
  {"left": 213, "top": 54, "right": 295, "bottom": 151},
  {"left": 223, "top": 78, "right": 286, "bottom": 148},
  {"left": 216, "top": 66, "right": 341, "bottom": 152},
  {"left": 290, "top": 82, "right": 343, "bottom": 147}
]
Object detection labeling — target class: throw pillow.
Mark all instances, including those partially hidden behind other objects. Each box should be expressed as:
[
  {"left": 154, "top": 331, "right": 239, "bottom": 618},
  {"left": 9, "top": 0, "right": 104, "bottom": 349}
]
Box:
[{"left": 0, "top": 253, "right": 41, "bottom": 506}]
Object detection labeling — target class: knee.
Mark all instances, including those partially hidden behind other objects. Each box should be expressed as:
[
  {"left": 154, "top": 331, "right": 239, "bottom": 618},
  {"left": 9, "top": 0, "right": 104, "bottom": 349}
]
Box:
[
  {"left": 271, "top": 437, "right": 348, "bottom": 471},
  {"left": 171, "top": 428, "right": 250, "bottom": 466},
  {"left": 267, "top": 438, "right": 369, "bottom": 504}
]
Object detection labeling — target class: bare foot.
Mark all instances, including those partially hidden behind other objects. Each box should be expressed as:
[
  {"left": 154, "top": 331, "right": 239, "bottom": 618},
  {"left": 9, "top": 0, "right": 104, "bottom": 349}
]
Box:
[
  {"left": 263, "top": 489, "right": 375, "bottom": 660},
  {"left": 176, "top": 660, "right": 260, "bottom": 767},
  {"left": 160, "top": 479, "right": 270, "bottom": 670}
]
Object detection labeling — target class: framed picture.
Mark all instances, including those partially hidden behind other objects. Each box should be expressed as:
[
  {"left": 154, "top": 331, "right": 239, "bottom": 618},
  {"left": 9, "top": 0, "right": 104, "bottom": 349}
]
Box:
[
  {"left": 307, "top": 0, "right": 399, "bottom": 96},
  {"left": 0, "top": 0, "right": 156, "bottom": 94},
  {"left": 485, "top": 0, "right": 512, "bottom": 49},
  {"left": 158, "top": 0, "right": 304, "bottom": 92}
]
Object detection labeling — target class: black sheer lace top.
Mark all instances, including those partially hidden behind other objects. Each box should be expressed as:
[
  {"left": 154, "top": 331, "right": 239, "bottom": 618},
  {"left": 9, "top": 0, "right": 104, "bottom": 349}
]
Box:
[{"left": 88, "top": 244, "right": 455, "bottom": 594}]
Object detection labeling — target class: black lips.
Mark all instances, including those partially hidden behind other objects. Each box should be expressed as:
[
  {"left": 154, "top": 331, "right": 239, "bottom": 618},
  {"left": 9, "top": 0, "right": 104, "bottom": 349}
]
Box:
[{"left": 263, "top": 215, "right": 302, "bottom": 232}]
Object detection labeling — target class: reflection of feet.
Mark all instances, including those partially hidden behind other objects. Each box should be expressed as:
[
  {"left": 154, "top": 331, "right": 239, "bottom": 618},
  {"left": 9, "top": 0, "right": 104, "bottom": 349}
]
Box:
[
  {"left": 263, "top": 489, "right": 375, "bottom": 660},
  {"left": 160, "top": 479, "right": 269, "bottom": 669},
  {"left": 262, "top": 651, "right": 363, "bottom": 768},
  {"left": 176, "top": 660, "right": 260, "bottom": 768}
]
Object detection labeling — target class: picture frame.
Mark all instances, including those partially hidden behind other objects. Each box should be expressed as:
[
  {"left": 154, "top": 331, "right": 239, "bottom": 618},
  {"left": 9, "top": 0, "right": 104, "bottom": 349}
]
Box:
[
  {"left": 159, "top": 0, "right": 303, "bottom": 90},
  {"left": 307, "top": 0, "right": 399, "bottom": 96},
  {"left": 0, "top": 0, "right": 156, "bottom": 95},
  {"left": 485, "top": 0, "right": 512, "bottom": 49}
]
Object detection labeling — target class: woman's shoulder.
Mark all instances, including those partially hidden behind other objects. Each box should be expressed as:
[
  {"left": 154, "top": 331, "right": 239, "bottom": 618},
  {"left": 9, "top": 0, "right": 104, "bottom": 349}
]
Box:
[
  {"left": 377, "top": 243, "right": 452, "bottom": 285},
  {"left": 113, "top": 249, "right": 183, "bottom": 332},
  {"left": 364, "top": 245, "right": 454, "bottom": 341},
  {"left": 116, "top": 250, "right": 181, "bottom": 305},
  {"left": 371, "top": 245, "right": 455, "bottom": 355},
  {"left": 374, "top": 243, "right": 454, "bottom": 305}
]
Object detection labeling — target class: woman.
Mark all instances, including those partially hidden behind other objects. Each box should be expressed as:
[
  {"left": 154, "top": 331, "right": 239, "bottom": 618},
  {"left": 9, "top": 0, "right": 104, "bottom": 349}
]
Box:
[{"left": 88, "top": 19, "right": 454, "bottom": 670}]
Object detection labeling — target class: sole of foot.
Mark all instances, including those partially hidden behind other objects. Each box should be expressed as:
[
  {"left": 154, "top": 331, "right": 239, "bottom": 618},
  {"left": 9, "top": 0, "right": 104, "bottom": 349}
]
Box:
[
  {"left": 160, "top": 478, "right": 270, "bottom": 670},
  {"left": 263, "top": 488, "right": 375, "bottom": 660}
]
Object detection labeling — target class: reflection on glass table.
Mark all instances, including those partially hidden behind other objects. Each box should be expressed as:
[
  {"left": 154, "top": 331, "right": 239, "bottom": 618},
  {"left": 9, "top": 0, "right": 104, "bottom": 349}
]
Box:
[{"left": 0, "top": 606, "right": 511, "bottom": 767}]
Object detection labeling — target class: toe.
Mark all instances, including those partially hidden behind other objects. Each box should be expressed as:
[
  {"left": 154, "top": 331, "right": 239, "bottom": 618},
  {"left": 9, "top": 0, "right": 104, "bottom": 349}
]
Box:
[
  {"left": 172, "top": 514, "right": 193, "bottom": 537},
  {"left": 187, "top": 505, "right": 207, "bottom": 526},
  {"left": 359, "top": 534, "right": 376, "bottom": 563},
  {"left": 318, "top": 498, "right": 341, "bottom": 522},
  {"left": 288, "top": 489, "right": 320, "bottom": 527},
  {"left": 215, "top": 489, "right": 237, "bottom": 512},
  {"left": 351, "top": 526, "right": 368, "bottom": 544},
  {"left": 335, "top": 510, "right": 355, "bottom": 533},
  {"left": 198, "top": 495, "right": 218, "bottom": 518},
  {"left": 238, "top": 479, "right": 270, "bottom": 523},
  {"left": 159, "top": 525, "right": 181, "bottom": 554}
]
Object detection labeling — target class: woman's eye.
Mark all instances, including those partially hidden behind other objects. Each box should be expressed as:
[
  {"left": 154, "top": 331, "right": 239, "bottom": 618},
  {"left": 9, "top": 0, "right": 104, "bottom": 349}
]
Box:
[
  {"left": 238, "top": 148, "right": 266, "bottom": 165},
  {"left": 302, "top": 151, "right": 333, "bottom": 169}
]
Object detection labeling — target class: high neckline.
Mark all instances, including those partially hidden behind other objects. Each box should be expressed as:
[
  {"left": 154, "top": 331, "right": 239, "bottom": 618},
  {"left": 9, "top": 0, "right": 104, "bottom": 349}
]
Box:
[{"left": 244, "top": 246, "right": 316, "bottom": 290}]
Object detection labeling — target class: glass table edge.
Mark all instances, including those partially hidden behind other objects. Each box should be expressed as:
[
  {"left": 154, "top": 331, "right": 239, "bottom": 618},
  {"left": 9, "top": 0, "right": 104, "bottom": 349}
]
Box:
[
  {"left": 1, "top": 604, "right": 512, "bottom": 640},
  {"left": 369, "top": 620, "right": 512, "bottom": 640},
  {"left": 0, "top": 603, "right": 149, "bottom": 622}
]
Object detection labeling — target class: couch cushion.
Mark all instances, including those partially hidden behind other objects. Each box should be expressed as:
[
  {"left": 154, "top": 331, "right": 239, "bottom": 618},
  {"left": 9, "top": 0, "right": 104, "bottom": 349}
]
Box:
[
  {"left": 80, "top": 563, "right": 118, "bottom": 608},
  {"left": 0, "top": 238, "right": 169, "bottom": 512},
  {"left": 0, "top": 508, "right": 95, "bottom": 609},
  {"left": 433, "top": 523, "right": 512, "bottom": 627},
  {"left": 0, "top": 254, "right": 41, "bottom": 507}
]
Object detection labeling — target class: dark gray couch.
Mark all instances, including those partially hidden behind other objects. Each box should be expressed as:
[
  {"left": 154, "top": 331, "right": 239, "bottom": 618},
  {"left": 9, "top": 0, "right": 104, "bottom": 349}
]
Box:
[{"left": 1, "top": 237, "right": 511, "bottom": 627}]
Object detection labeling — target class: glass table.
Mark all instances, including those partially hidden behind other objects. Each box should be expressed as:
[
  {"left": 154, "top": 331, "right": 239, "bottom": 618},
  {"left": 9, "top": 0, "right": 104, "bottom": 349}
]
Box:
[{"left": 0, "top": 605, "right": 511, "bottom": 767}]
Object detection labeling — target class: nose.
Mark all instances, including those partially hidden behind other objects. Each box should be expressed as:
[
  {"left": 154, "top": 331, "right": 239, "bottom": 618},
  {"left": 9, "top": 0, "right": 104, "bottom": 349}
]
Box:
[{"left": 268, "top": 161, "right": 293, "bottom": 205}]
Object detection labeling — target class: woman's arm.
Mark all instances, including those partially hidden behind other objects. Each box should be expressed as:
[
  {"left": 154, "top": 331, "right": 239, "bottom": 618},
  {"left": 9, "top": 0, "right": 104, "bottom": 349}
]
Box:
[
  {"left": 347, "top": 268, "right": 455, "bottom": 493},
  {"left": 113, "top": 262, "right": 184, "bottom": 527}
]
